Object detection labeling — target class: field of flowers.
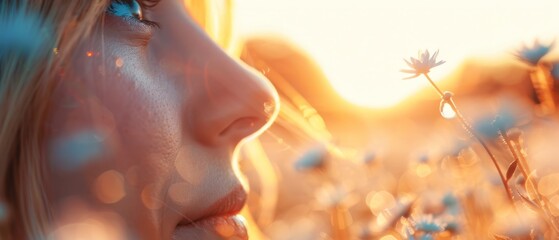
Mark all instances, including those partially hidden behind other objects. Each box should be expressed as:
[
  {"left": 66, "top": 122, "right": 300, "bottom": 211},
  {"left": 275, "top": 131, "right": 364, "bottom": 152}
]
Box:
[{"left": 241, "top": 39, "right": 559, "bottom": 240}]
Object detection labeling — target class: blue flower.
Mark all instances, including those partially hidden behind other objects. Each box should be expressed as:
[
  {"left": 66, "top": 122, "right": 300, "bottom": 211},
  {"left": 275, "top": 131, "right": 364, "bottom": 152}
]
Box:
[
  {"left": 412, "top": 215, "right": 446, "bottom": 233},
  {"left": 551, "top": 63, "right": 559, "bottom": 81},
  {"left": 405, "top": 227, "right": 416, "bottom": 240},
  {"left": 401, "top": 50, "right": 446, "bottom": 79},
  {"left": 362, "top": 151, "right": 377, "bottom": 166},
  {"left": 420, "top": 235, "right": 434, "bottom": 240},
  {"left": 442, "top": 193, "right": 460, "bottom": 215},
  {"left": 515, "top": 41, "right": 553, "bottom": 65},
  {"left": 418, "top": 154, "right": 429, "bottom": 163},
  {"left": 444, "top": 220, "right": 460, "bottom": 233},
  {"left": 50, "top": 130, "right": 107, "bottom": 171},
  {"left": 0, "top": 4, "right": 54, "bottom": 59},
  {"left": 473, "top": 116, "right": 498, "bottom": 139},
  {"left": 416, "top": 221, "right": 444, "bottom": 233},
  {"left": 473, "top": 107, "right": 517, "bottom": 139},
  {"left": 294, "top": 145, "right": 327, "bottom": 171},
  {"left": 493, "top": 113, "right": 516, "bottom": 131},
  {"left": 0, "top": 201, "right": 7, "bottom": 221}
]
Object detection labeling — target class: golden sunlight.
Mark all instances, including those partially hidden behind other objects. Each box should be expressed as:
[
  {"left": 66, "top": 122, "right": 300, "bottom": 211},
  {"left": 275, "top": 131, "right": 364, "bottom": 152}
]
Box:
[{"left": 235, "top": 0, "right": 559, "bottom": 108}]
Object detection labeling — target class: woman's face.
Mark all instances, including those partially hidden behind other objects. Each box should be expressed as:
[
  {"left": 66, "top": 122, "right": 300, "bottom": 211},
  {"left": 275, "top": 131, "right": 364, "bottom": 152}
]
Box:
[{"left": 43, "top": 0, "right": 278, "bottom": 239}]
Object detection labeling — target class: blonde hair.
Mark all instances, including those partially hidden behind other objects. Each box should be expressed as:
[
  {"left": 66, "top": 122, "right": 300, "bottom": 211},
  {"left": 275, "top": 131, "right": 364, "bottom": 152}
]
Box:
[
  {"left": 0, "top": 1, "right": 112, "bottom": 239},
  {"left": 185, "top": 0, "right": 235, "bottom": 53},
  {"left": 0, "top": 0, "right": 235, "bottom": 239}
]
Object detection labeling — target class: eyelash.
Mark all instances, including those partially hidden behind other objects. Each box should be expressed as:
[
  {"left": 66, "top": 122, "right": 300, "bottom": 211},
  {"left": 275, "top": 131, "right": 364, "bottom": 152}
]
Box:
[
  {"left": 108, "top": 0, "right": 161, "bottom": 29},
  {"left": 139, "top": 18, "right": 160, "bottom": 29}
]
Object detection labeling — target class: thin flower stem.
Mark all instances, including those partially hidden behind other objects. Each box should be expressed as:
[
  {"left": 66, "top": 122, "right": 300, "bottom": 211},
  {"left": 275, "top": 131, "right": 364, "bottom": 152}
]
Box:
[
  {"left": 497, "top": 130, "right": 559, "bottom": 230},
  {"left": 331, "top": 205, "right": 350, "bottom": 240},
  {"left": 499, "top": 130, "right": 529, "bottom": 179},
  {"left": 422, "top": 73, "right": 444, "bottom": 98},
  {"left": 500, "top": 126, "right": 559, "bottom": 235},
  {"left": 450, "top": 101, "right": 514, "bottom": 204},
  {"left": 318, "top": 168, "right": 351, "bottom": 239},
  {"left": 510, "top": 138, "right": 559, "bottom": 234},
  {"left": 510, "top": 139, "right": 531, "bottom": 181},
  {"left": 422, "top": 73, "right": 515, "bottom": 204}
]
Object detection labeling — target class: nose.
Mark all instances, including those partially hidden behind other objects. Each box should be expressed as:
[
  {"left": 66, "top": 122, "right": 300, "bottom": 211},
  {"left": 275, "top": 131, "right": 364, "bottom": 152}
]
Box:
[
  {"left": 152, "top": 1, "right": 279, "bottom": 148},
  {"left": 187, "top": 58, "right": 279, "bottom": 147}
]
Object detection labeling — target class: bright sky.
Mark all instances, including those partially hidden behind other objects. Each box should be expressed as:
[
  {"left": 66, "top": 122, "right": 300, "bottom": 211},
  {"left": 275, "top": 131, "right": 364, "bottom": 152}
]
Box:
[{"left": 234, "top": 0, "right": 559, "bottom": 108}]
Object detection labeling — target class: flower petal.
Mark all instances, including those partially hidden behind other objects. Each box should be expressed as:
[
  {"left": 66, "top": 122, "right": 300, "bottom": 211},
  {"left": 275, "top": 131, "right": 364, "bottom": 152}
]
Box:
[
  {"left": 433, "top": 60, "right": 446, "bottom": 68},
  {"left": 404, "top": 58, "right": 414, "bottom": 68},
  {"left": 422, "top": 50, "right": 430, "bottom": 63},
  {"left": 402, "top": 74, "right": 420, "bottom": 80},
  {"left": 430, "top": 50, "right": 439, "bottom": 65},
  {"left": 402, "top": 50, "right": 445, "bottom": 79},
  {"left": 400, "top": 69, "right": 418, "bottom": 74}
]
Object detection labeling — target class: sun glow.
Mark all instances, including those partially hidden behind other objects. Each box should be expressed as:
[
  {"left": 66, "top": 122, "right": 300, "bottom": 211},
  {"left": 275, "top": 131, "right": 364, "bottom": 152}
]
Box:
[{"left": 234, "top": 0, "right": 559, "bottom": 108}]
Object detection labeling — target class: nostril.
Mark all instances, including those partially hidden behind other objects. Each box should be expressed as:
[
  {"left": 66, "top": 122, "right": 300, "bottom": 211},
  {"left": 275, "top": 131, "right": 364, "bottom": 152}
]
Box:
[
  {"left": 187, "top": 59, "right": 280, "bottom": 146},
  {"left": 217, "top": 94, "right": 279, "bottom": 145},
  {"left": 219, "top": 117, "right": 262, "bottom": 141}
]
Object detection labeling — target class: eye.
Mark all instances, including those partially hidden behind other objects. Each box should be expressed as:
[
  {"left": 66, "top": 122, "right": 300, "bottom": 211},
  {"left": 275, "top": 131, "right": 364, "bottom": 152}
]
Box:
[
  {"left": 107, "top": 0, "right": 160, "bottom": 28},
  {"left": 108, "top": 0, "right": 144, "bottom": 21}
]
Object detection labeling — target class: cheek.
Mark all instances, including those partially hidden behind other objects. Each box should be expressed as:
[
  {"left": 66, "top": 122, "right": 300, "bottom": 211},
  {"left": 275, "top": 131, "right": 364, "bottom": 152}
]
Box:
[{"left": 43, "top": 42, "right": 185, "bottom": 227}]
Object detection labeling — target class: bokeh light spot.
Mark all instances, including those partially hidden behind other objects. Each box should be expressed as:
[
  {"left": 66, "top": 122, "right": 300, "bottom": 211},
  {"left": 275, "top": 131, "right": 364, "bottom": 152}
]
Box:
[
  {"left": 549, "top": 195, "right": 559, "bottom": 217},
  {"left": 215, "top": 220, "right": 236, "bottom": 237},
  {"left": 174, "top": 149, "right": 205, "bottom": 185},
  {"left": 115, "top": 57, "right": 124, "bottom": 68},
  {"left": 50, "top": 130, "right": 106, "bottom": 171},
  {"left": 380, "top": 235, "right": 398, "bottom": 240},
  {"left": 125, "top": 166, "right": 141, "bottom": 187},
  {"left": 51, "top": 222, "right": 103, "bottom": 240},
  {"left": 0, "top": 201, "right": 8, "bottom": 222},
  {"left": 366, "top": 191, "right": 395, "bottom": 216},
  {"left": 168, "top": 182, "right": 191, "bottom": 205},
  {"left": 141, "top": 184, "right": 163, "bottom": 210},
  {"left": 49, "top": 214, "right": 126, "bottom": 240},
  {"left": 50, "top": 220, "right": 113, "bottom": 240},
  {"left": 93, "top": 170, "right": 126, "bottom": 204},
  {"left": 415, "top": 164, "right": 432, "bottom": 178},
  {"left": 537, "top": 173, "right": 559, "bottom": 197}
]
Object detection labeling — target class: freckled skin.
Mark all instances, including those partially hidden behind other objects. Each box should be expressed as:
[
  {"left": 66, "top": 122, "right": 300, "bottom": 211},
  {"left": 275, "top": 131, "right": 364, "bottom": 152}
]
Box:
[{"left": 43, "top": 0, "right": 277, "bottom": 239}]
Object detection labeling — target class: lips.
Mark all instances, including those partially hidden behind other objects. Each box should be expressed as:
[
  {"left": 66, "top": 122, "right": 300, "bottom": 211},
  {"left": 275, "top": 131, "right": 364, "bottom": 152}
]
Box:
[
  {"left": 173, "top": 186, "right": 248, "bottom": 240},
  {"left": 173, "top": 215, "right": 247, "bottom": 240}
]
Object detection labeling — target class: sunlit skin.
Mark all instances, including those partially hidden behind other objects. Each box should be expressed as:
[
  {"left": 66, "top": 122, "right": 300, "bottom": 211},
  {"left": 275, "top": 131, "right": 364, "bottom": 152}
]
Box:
[{"left": 44, "top": 0, "right": 278, "bottom": 239}]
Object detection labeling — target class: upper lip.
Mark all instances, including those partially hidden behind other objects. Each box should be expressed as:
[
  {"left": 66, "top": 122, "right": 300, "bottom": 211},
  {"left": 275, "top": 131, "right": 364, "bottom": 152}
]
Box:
[{"left": 178, "top": 185, "right": 247, "bottom": 225}]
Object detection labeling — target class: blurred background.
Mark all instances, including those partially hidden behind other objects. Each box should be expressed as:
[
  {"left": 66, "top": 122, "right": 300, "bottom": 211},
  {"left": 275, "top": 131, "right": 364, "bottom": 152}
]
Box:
[{"left": 198, "top": 0, "right": 559, "bottom": 239}]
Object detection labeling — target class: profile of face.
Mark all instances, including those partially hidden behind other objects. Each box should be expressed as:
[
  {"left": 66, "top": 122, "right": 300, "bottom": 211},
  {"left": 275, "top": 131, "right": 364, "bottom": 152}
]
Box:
[{"left": 43, "top": 0, "right": 278, "bottom": 239}]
